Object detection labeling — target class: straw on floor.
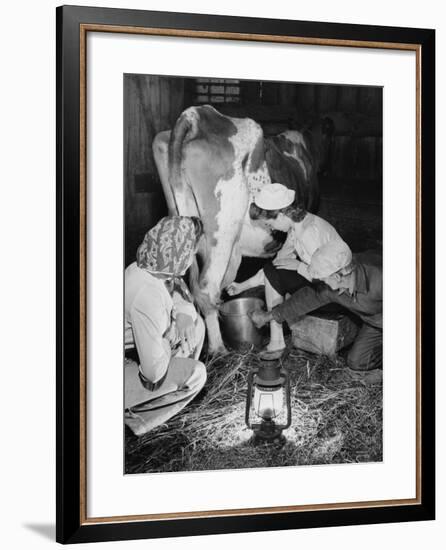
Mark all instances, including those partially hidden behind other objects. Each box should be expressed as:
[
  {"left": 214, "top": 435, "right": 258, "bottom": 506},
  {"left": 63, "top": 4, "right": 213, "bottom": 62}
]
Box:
[{"left": 125, "top": 345, "right": 383, "bottom": 474}]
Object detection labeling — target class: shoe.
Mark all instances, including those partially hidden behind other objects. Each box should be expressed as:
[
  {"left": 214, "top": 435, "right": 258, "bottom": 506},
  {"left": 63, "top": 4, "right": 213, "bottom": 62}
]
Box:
[{"left": 258, "top": 348, "right": 285, "bottom": 361}]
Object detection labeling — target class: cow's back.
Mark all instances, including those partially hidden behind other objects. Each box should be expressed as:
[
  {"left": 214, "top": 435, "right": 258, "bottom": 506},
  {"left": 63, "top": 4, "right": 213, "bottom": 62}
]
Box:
[{"left": 165, "top": 105, "right": 272, "bottom": 215}]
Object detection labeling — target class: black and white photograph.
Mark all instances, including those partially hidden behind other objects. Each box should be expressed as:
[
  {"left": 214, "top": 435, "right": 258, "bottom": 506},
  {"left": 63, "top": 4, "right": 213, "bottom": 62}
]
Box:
[
  {"left": 0, "top": 0, "right": 440, "bottom": 545},
  {"left": 123, "top": 74, "right": 383, "bottom": 474}
]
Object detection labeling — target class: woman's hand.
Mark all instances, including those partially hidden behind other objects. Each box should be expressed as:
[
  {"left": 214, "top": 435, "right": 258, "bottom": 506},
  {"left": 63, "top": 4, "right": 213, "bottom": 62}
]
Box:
[
  {"left": 175, "top": 313, "right": 196, "bottom": 355},
  {"left": 250, "top": 309, "right": 273, "bottom": 328},
  {"left": 163, "top": 323, "right": 178, "bottom": 346},
  {"left": 272, "top": 257, "right": 301, "bottom": 271},
  {"left": 226, "top": 282, "right": 243, "bottom": 296}
]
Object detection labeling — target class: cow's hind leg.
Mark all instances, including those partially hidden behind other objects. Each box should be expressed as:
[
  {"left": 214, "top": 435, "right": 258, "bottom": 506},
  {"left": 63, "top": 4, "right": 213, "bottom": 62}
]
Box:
[
  {"left": 207, "top": 249, "right": 242, "bottom": 355},
  {"left": 194, "top": 242, "right": 242, "bottom": 355},
  {"left": 221, "top": 244, "right": 242, "bottom": 290}
]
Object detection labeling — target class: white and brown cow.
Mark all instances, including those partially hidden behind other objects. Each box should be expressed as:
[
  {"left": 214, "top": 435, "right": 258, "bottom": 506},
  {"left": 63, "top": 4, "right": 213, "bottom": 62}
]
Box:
[{"left": 153, "top": 105, "right": 332, "bottom": 353}]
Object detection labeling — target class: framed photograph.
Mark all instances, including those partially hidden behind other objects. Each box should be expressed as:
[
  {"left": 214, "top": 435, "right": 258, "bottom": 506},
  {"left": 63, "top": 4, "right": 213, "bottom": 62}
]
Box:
[{"left": 56, "top": 5, "right": 435, "bottom": 544}]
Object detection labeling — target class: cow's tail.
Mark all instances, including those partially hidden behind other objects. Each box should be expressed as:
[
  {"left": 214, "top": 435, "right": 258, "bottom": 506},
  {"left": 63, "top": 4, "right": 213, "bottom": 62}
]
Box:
[
  {"left": 168, "top": 108, "right": 210, "bottom": 313},
  {"left": 168, "top": 107, "right": 200, "bottom": 210}
]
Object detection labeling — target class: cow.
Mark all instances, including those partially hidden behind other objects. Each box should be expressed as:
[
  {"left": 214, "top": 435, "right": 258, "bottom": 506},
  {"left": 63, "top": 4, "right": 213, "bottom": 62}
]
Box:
[{"left": 152, "top": 105, "right": 333, "bottom": 353}]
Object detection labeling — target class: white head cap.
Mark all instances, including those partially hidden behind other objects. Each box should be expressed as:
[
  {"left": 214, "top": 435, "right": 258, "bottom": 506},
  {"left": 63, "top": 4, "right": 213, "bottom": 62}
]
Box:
[
  {"left": 254, "top": 183, "right": 295, "bottom": 210},
  {"left": 308, "top": 239, "right": 353, "bottom": 280}
]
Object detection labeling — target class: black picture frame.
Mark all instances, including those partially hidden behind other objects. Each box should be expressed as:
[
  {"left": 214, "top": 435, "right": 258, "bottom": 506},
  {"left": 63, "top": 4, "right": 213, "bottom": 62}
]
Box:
[{"left": 56, "top": 5, "right": 435, "bottom": 544}]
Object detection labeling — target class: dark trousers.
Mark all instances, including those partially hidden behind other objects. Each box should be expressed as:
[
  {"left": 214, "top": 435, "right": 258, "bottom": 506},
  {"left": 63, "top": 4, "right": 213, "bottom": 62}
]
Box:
[
  {"left": 263, "top": 261, "right": 310, "bottom": 296},
  {"left": 347, "top": 323, "right": 383, "bottom": 371},
  {"left": 265, "top": 261, "right": 383, "bottom": 371}
]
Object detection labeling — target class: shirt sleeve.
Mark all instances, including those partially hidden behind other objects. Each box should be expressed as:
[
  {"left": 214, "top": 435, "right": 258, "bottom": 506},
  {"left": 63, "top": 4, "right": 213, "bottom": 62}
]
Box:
[
  {"left": 172, "top": 291, "right": 197, "bottom": 321},
  {"left": 302, "top": 224, "right": 324, "bottom": 258},
  {"left": 274, "top": 230, "right": 296, "bottom": 262},
  {"left": 296, "top": 261, "right": 312, "bottom": 281},
  {"left": 130, "top": 288, "right": 171, "bottom": 384},
  {"left": 271, "top": 285, "right": 334, "bottom": 324}
]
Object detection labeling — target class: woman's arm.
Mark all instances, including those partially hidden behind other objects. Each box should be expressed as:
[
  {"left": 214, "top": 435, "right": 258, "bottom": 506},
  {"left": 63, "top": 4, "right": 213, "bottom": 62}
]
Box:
[
  {"left": 273, "top": 230, "right": 296, "bottom": 264},
  {"left": 171, "top": 291, "right": 200, "bottom": 355},
  {"left": 296, "top": 261, "right": 312, "bottom": 281},
  {"left": 130, "top": 291, "right": 172, "bottom": 384},
  {"left": 226, "top": 269, "right": 265, "bottom": 295},
  {"left": 172, "top": 290, "right": 197, "bottom": 320}
]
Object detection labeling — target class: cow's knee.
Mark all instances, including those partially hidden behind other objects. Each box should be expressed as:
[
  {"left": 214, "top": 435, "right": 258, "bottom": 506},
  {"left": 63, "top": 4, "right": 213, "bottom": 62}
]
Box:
[
  {"left": 194, "top": 288, "right": 227, "bottom": 353},
  {"left": 193, "top": 284, "right": 218, "bottom": 316},
  {"left": 204, "top": 308, "right": 227, "bottom": 354}
]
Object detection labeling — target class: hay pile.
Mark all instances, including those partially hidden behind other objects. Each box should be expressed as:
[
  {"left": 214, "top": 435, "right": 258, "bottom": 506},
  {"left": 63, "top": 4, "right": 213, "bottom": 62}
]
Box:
[{"left": 125, "top": 346, "right": 382, "bottom": 474}]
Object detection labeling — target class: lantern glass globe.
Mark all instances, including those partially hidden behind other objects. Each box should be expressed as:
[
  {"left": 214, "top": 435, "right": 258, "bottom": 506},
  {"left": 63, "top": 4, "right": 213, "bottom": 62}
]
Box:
[{"left": 253, "top": 386, "right": 284, "bottom": 420}]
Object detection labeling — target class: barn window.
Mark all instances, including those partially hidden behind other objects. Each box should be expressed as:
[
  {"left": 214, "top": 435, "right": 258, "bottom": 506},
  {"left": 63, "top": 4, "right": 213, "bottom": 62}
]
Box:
[{"left": 193, "top": 78, "right": 241, "bottom": 104}]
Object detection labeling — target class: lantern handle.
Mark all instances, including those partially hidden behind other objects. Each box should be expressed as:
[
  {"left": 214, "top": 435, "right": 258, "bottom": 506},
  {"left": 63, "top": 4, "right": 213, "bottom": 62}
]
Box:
[
  {"left": 245, "top": 368, "right": 257, "bottom": 429},
  {"left": 283, "top": 369, "right": 292, "bottom": 430}
]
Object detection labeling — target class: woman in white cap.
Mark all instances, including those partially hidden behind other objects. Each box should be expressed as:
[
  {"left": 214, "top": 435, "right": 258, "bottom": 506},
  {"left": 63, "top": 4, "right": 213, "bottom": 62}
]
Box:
[{"left": 226, "top": 182, "right": 351, "bottom": 360}]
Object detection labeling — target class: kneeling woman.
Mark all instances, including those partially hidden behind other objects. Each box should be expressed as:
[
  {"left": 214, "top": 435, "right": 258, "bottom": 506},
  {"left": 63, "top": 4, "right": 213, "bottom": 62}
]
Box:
[
  {"left": 124, "top": 216, "right": 206, "bottom": 436},
  {"left": 227, "top": 183, "right": 350, "bottom": 359}
]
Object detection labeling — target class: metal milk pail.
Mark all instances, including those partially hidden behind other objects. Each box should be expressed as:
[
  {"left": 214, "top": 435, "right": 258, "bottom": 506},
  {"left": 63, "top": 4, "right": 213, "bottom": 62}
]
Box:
[{"left": 219, "top": 297, "right": 265, "bottom": 350}]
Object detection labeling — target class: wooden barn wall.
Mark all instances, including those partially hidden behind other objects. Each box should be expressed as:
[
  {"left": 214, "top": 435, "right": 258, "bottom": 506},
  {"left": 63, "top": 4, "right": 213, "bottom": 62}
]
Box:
[
  {"left": 124, "top": 75, "right": 184, "bottom": 266},
  {"left": 292, "top": 84, "right": 382, "bottom": 252},
  {"left": 210, "top": 82, "right": 383, "bottom": 183}
]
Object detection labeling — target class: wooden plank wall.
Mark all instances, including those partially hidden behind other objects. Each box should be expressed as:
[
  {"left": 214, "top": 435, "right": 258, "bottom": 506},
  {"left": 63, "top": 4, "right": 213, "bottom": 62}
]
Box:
[
  {"left": 124, "top": 75, "right": 185, "bottom": 265},
  {"left": 216, "top": 82, "right": 382, "bottom": 182},
  {"left": 289, "top": 83, "right": 382, "bottom": 251},
  {"left": 294, "top": 84, "right": 382, "bottom": 182}
]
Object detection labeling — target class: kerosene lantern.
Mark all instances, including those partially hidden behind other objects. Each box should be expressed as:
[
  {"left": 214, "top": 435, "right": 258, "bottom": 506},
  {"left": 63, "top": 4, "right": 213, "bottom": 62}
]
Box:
[{"left": 245, "top": 360, "right": 291, "bottom": 444}]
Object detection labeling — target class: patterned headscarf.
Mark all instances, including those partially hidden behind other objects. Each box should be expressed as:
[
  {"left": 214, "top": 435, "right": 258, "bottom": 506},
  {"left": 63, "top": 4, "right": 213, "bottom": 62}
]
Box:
[{"left": 137, "top": 216, "right": 199, "bottom": 300}]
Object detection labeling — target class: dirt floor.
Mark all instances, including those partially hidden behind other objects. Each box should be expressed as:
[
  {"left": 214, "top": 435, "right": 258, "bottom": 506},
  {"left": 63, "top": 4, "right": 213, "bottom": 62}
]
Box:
[{"left": 125, "top": 342, "right": 383, "bottom": 474}]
